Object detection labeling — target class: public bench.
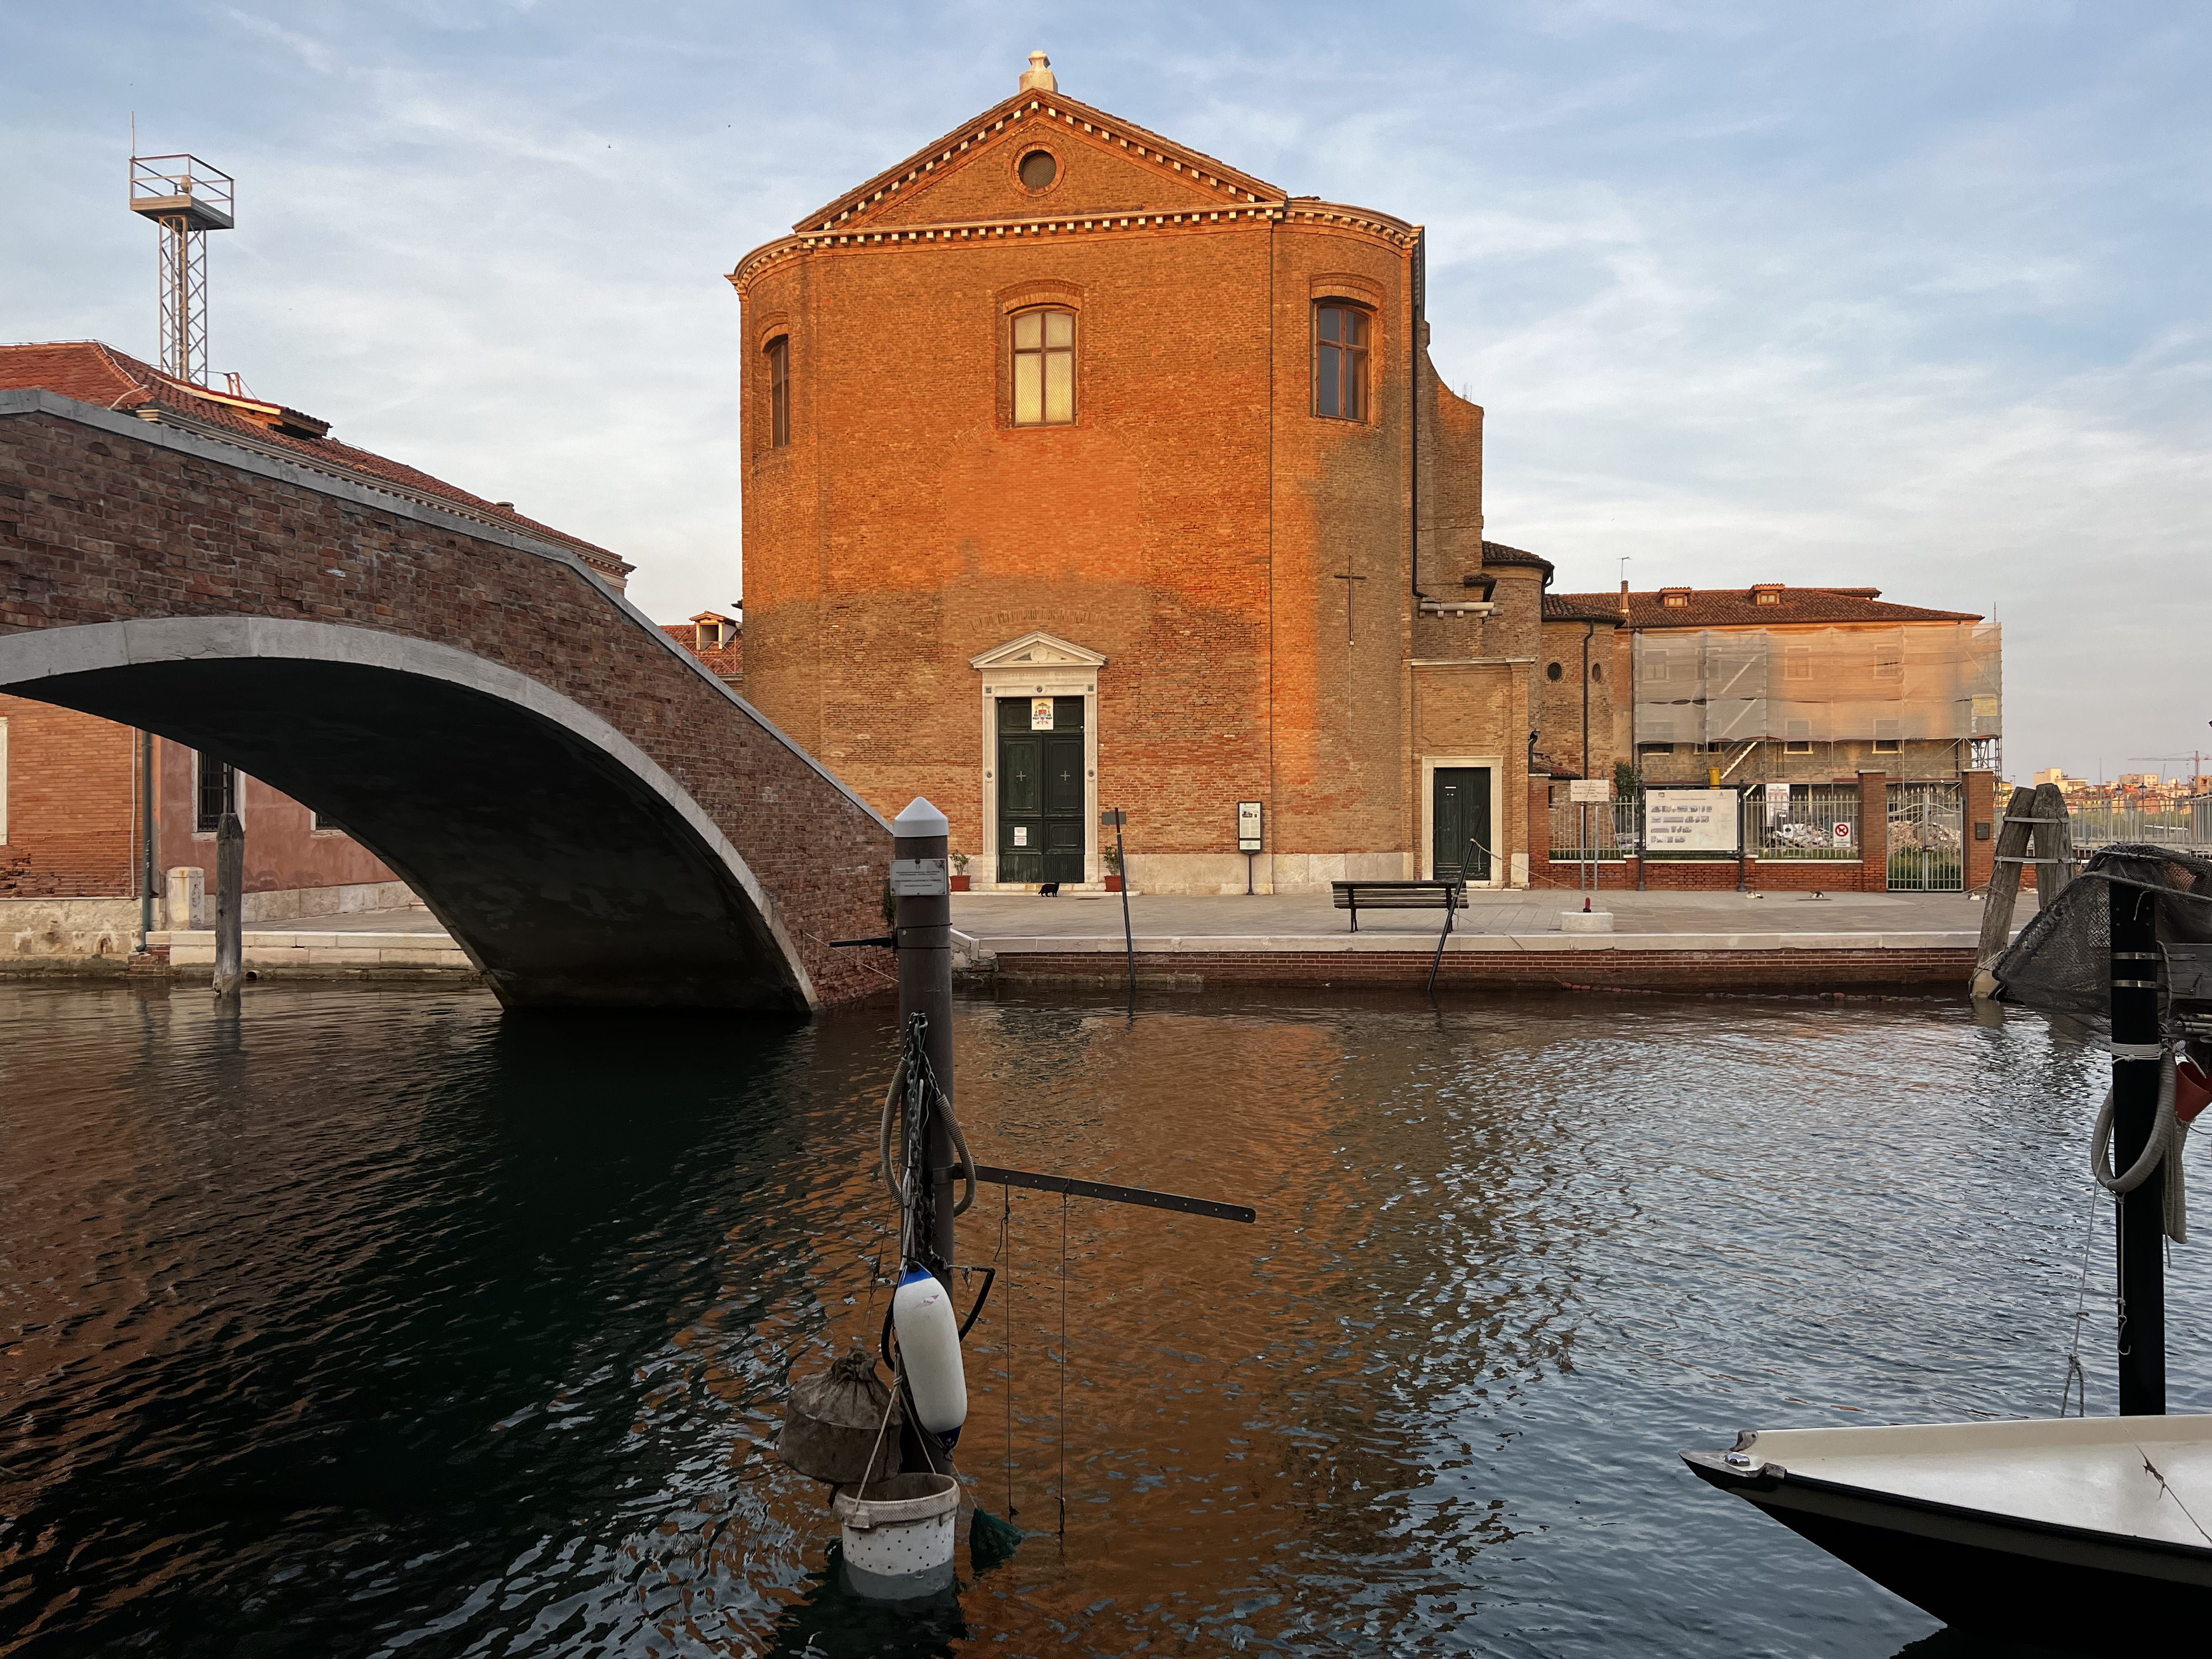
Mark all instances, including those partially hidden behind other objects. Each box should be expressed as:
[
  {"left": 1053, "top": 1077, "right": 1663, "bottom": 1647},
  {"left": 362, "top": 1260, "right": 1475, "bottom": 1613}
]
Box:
[{"left": 1330, "top": 880, "right": 1467, "bottom": 934}]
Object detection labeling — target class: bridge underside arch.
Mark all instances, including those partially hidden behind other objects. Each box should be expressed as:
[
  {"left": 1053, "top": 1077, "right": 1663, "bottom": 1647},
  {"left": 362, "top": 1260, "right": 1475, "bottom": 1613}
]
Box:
[{"left": 1, "top": 621, "right": 814, "bottom": 1010}]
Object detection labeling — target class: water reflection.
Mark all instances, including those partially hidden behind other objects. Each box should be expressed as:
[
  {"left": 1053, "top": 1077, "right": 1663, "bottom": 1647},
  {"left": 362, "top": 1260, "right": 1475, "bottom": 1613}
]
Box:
[{"left": 0, "top": 980, "right": 2187, "bottom": 1656}]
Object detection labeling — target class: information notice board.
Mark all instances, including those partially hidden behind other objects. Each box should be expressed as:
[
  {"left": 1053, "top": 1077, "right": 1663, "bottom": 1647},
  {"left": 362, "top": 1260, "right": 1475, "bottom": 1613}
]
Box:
[{"left": 1642, "top": 789, "right": 1740, "bottom": 854}]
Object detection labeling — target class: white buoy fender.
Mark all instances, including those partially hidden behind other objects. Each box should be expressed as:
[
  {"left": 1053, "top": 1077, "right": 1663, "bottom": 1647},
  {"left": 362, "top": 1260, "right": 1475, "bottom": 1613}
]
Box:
[{"left": 891, "top": 1265, "right": 967, "bottom": 1449}]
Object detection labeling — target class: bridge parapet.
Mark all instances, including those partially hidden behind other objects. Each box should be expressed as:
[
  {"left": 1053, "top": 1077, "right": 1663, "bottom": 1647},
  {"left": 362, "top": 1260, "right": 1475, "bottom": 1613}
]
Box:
[{"left": 0, "top": 388, "right": 894, "bottom": 1009}]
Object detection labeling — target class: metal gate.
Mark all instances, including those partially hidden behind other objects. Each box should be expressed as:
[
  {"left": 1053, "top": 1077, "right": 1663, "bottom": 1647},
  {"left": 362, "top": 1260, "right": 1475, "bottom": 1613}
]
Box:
[{"left": 1887, "top": 782, "right": 1964, "bottom": 891}]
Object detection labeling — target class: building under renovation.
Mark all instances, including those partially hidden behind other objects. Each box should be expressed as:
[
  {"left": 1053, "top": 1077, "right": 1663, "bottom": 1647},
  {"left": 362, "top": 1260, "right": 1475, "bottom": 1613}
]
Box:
[{"left": 1579, "top": 584, "right": 2002, "bottom": 785}]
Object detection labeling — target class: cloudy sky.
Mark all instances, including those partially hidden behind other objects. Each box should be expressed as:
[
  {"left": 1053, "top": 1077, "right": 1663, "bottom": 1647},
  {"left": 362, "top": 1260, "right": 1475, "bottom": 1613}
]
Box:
[{"left": 6, "top": 2, "right": 2206, "bottom": 780}]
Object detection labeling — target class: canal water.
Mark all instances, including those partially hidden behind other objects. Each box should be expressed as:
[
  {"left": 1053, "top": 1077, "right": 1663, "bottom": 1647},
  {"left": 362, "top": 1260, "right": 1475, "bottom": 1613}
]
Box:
[{"left": 3, "top": 982, "right": 2203, "bottom": 1657}]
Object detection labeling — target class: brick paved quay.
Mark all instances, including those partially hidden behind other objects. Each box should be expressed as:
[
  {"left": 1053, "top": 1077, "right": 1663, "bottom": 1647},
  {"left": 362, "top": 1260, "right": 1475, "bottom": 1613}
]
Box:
[
  {"left": 950, "top": 888, "right": 2036, "bottom": 995},
  {"left": 96, "top": 888, "right": 2033, "bottom": 995}
]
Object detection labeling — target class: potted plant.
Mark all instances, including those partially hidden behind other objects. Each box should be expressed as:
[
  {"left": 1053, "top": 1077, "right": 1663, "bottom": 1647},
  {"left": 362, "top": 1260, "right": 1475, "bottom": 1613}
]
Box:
[
  {"left": 950, "top": 849, "right": 971, "bottom": 893},
  {"left": 1102, "top": 843, "right": 1123, "bottom": 893}
]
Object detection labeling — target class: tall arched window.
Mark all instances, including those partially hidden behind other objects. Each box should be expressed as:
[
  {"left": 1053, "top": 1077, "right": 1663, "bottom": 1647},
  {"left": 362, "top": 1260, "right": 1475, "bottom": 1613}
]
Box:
[
  {"left": 764, "top": 335, "right": 790, "bottom": 447},
  {"left": 1314, "top": 303, "right": 1370, "bottom": 420},
  {"left": 1012, "top": 308, "right": 1075, "bottom": 426}
]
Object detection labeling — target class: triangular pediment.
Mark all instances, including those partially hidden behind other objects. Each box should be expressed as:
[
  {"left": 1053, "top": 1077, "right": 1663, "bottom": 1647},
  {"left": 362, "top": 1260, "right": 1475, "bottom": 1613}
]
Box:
[
  {"left": 797, "top": 90, "right": 1283, "bottom": 235},
  {"left": 969, "top": 630, "right": 1108, "bottom": 670}
]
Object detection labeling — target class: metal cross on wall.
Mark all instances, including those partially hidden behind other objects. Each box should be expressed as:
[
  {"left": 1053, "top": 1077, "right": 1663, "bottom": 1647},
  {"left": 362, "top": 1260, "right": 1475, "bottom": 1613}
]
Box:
[{"left": 1331, "top": 561, "right": 1368, "bottom": 643}]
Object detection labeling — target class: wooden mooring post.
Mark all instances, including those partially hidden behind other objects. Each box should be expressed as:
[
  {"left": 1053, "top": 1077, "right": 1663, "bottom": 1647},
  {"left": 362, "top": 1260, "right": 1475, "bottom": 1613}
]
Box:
[
  {"left": 1973, "top": 782, "right": 2075, "bottom": 998},
  {"left": 212, "top": 810, "right": 244, "bottom": 1003}
]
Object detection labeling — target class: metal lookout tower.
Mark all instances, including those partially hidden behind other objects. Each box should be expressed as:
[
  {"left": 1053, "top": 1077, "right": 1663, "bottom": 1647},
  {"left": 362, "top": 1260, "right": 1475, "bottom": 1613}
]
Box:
[{"left": 128, "top": 150, "right": 234, "bottom": 387}]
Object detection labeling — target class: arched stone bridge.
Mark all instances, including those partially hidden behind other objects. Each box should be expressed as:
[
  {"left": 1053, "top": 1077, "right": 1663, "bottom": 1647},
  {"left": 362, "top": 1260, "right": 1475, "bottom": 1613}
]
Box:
[{"left": 0, "top": 387, "right": 892, "bottom": 1010}]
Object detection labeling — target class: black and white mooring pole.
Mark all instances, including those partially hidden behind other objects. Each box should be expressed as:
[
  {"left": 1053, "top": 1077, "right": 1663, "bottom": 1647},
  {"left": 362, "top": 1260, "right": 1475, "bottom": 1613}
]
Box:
[
  {"left": 892, "top": 798, "right": 957, "bottom": 1285},
  {"left": 2111, "top": 881, "right": 2165, "bottom": 1415}
]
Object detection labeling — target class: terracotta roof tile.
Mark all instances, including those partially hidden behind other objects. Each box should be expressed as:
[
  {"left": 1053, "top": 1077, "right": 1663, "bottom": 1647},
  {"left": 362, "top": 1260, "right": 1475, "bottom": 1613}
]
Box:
[
  {"left": 1480, "top": 540, "right": 1554, "bottom": 571},
  {"left": 661, "top": 622, "right": 743, "bottom": 679},
  {"left": 1554, "top": 585, "right": 1982, "bottom": 629},
  {"left": 0, "top": 341, "right": 630, "bottom": 578},
  {"left": 1542, "top": 594, "right": 1624, "bottom": 624}
]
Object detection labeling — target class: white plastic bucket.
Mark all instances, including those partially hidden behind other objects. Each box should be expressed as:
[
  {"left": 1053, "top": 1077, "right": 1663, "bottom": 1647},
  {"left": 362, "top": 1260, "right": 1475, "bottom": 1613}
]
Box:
[{"left": 833, "top": 1472, "right": 960, "bottom": 1599}]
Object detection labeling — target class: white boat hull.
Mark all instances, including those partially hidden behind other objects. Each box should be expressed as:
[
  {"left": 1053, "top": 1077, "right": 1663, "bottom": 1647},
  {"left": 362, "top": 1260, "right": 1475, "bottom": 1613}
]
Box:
[{"left": 1684, "top": 1415, "right": 2212, "bottom": 1650}]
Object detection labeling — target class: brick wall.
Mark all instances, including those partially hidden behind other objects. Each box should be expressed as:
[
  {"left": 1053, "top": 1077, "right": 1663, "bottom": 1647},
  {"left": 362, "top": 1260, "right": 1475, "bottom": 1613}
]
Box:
[
  {"left": 731, "top": 106, "right": 1522, "bottom": 890},
  {"left": 0, "top": 693, "right": 135, "bottom": 897},
  {"left": 1962, "top": 768, "right": 1996, "bottom": 891},
  {"left": 995, "top": 946, "right": 1974, "bottom": 994}
]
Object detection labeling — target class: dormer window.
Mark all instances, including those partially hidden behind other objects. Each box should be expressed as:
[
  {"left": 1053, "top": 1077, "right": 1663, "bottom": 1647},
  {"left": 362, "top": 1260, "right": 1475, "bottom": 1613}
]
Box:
[
  {"left": 1752, "top": 584, "right": 1783, "bottom": 606},
  {"left": 1660, "top": 587, "right": 1691, "bottom": 609}
]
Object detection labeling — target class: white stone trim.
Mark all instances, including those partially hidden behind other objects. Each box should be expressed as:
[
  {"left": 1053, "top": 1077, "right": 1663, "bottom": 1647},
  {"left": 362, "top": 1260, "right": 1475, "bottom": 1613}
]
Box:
[
  {"left": 974, "top": 633, "right": 1104, "bottom": 891},
  {"left": 1418, "top": 754, "right": 1506, "bottom": 888}
]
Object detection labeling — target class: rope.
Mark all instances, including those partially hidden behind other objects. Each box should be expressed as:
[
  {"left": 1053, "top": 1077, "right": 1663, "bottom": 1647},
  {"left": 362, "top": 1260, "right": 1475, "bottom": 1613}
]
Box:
[
  {"left": 878, "top": 1026, "right": 976, "bottom": 1217},
  {"left": 1058, "top": 1190, "right": 1069, "bottom": 1540},
  {"left": 2089, "top": 1044, "right": 2190, "bottom": 1242},
  {"left": 1000, "top": 1183, "right": 1016, "bottom": 1520},
  {"left": 2057, "top": 1184, "right": 2099, "bottom": 1417}
]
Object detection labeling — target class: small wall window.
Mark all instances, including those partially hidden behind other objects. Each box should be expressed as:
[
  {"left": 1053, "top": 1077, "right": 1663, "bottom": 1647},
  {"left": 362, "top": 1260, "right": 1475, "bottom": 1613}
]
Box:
[
  {"left": 764, "top": 336, "right": 791, "bottom": 448},
  {"left": 1018, "top": 149, "right": 1057, "bottom": 190},
  {"left": 1872, "top": 738, "right": 1901, "bottom": 754},
  {"left": 1545, "top": 661, "right": 1564, "bottom": 681},
  {"left": 1013, "top": 308, "right": 1075, "bottom": 427},
  {"left": 1590, "top": 662, "right": 1604, "bottom": 682},
  {"left": 1783, "top": 740, "right": 1815, "bottom": 755},
  {"left": 194, "top": 752, "right": 236, "bottom": 833},
  {"left": 1314, "top": 304, "right": 1370, "bottom": 420}
]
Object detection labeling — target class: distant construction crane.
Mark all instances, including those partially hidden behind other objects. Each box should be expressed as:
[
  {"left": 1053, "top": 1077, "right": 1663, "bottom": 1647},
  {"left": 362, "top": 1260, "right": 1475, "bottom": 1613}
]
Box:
[{"left": 127, "top": 145, "right": 234, "bottom": 387}]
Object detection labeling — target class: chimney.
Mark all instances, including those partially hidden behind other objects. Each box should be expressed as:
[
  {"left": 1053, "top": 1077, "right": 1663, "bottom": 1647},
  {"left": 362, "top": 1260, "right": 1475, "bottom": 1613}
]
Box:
[
  {"left": 1619, "top": 578, "right": 1630, "bottom": 619},
  {"left": 1019, "top": 50, "right": 1056, "bottom": 93}
]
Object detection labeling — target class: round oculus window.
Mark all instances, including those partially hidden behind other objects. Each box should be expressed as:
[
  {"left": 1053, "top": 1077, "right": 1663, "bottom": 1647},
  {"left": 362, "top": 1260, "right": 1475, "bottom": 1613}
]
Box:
[
  {"left": 1546, "top": 661, "right": 1564, "bottom": 681},
  {"left": 1018, "top": 149, "right": 1057, "bottom": 190},
  {"left": 1590, "top": 662, "right": 1604, "bottom": 682}
]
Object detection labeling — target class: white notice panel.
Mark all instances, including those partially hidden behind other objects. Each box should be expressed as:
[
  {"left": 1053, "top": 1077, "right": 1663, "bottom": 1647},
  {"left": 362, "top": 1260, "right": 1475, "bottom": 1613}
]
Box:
[
  {"left": 1568, "top": 778, "right": 1613, "bottom": 804},
  {"left": 1644, "top": 789, "right": 1740, "bottom": 853},
  {"left": 889, "top": 857, "right": 949, "bottom": 896},
  {"left": 1237, "top": 800, "right": 1263, "bottom": 852}
]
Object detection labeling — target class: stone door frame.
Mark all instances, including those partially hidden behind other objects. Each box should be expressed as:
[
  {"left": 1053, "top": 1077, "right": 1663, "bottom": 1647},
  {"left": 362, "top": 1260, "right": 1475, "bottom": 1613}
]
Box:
[
  {"left": 1418, "top": 753, "right": 1507, "bottom": 888},
  {"left": 971, "top": 632, "right": 1108, "bottom": 891}
]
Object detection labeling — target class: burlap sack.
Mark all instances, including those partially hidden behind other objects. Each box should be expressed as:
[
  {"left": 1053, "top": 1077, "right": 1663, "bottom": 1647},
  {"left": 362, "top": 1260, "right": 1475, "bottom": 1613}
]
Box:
[{"left": 778, "top": 1346, "right": 903, "bottom": 1485}]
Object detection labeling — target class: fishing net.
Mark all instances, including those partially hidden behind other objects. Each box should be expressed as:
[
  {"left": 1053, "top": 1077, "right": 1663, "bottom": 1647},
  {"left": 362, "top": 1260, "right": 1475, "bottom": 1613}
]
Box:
[{"left": 1993, "top": 844, "right": 2212, "bottom": 1037}]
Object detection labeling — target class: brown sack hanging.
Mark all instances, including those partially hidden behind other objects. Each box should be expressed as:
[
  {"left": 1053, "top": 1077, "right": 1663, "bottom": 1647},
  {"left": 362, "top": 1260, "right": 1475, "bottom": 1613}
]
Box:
[{"left": 779, "top": 1346, "right": 903, "bottom": 1485}]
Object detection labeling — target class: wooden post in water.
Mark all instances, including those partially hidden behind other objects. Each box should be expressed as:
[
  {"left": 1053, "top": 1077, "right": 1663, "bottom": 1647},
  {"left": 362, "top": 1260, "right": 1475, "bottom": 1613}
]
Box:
[
  {"left": 1973, "top": 785, "right": 2038, "bottom": 995},
  {"left": 2031, "top": 781, "right": 2077, "bottom": 905},
  {"left": 2111, "top": 880, "right": 2164, "bottom": 1415},
  {"left": 212, "top": 810, "right": 244, "bottom": 1003},
  {"left": 892, "top": 798, "right": 956, "bottom": 1288}
]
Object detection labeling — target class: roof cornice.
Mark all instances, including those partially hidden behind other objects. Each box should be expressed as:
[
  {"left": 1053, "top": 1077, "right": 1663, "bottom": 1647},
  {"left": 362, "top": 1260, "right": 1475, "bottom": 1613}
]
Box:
[
  {"left": 727, "top": 196, "right": 1419, "bottom": 294},
  {"left": 797, "top": 92, "right": 1283, "bottom": 232}
]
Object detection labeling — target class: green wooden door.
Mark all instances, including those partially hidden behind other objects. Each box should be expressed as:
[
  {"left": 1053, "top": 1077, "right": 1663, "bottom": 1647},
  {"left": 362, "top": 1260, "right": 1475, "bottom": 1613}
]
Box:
[
  {"left": 998, "top": 696, "right": 1086, "bottom": 884},
  {"left": 1432, "top": 768, "right": 1491, "bottom": 882}
]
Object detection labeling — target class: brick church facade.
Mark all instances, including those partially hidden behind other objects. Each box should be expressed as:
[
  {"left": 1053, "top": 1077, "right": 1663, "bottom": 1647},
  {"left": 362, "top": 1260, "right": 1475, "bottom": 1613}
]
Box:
[{"left": 728, "top": 54, "right": 1546, "bottom": 893}]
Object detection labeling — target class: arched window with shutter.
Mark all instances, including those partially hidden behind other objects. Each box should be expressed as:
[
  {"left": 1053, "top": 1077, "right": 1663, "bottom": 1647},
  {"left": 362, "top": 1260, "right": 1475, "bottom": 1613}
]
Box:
[
  {"left": 764, "top": 335, "right": 790, "bottom": 448},
  {"left": 1314, "top": 302, "right": 1370, "bottom": 420},
  {"left": 1011, "top": 307, "right": 1075, "bottom": 426}
]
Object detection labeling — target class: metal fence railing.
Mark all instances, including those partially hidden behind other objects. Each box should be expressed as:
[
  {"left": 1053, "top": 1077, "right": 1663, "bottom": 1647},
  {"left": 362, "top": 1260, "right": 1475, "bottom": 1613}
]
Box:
[
  {"left": 2069, "top": 800, "right": 2212, "bottom": 849},
  {"left": 1548, "top": 794, "right": 1639, "bottom": 862},
  {"left": 1752, "top": 784, "right": 1861, "bottom": 860}
]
